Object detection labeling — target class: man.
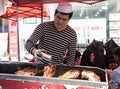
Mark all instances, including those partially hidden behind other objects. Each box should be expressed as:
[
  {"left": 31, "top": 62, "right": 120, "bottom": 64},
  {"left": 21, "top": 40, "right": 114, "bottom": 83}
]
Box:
[
  {"left": 109, "top": 47, "right": 120, "bottom": 89},
  {"left": 25, "top": 2, "right": 77, "bottom": 65}
]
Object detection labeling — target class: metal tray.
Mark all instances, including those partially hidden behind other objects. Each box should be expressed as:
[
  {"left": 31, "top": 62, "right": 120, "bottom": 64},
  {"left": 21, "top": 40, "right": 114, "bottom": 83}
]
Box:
[{"left": 0, "top": 62, "right": 108, "bottom": 88}]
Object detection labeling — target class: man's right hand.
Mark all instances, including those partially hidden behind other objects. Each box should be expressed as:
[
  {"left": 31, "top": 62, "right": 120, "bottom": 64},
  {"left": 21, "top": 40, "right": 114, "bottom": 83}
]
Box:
[
  {"left": 32, "top": 49, "right": 52, "bottom": 62},
  {"left": 33, "top": 49, "right": 45, "bottom": 60}
]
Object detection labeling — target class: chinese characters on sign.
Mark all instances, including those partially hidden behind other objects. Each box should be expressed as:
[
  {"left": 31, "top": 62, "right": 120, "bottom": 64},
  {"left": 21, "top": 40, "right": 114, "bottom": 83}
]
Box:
[{"left": 9, "top": 20, "right": 18, "bottom": 57}]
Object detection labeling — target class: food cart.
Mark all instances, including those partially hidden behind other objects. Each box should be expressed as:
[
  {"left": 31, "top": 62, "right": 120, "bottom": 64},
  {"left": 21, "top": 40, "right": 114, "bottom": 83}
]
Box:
[
  {"left": 0, "top": 1, "right": 109, "bottom": 89},
  {"left": 0, "top": 62, "right": 108, "bottom": 89}
]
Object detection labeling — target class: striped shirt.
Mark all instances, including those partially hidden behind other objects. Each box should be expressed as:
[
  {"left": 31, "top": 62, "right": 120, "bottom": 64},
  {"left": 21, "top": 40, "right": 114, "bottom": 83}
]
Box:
[{"left": 25, "top": 21, "right": 77, "bottom": 65}]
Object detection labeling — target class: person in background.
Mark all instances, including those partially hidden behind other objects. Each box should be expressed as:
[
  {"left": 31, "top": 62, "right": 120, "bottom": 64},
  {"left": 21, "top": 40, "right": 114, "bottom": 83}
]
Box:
[
  {"left": 107, "top": 61, "right": 119, "bottom": 82},
  {"left": 109, "top": 47, "right": 120, "bottom": 89},
  {"left": 63, "top": 49, "right": 81, "bottom": 65},
  {"left": 80, "top": 49, "right": 95, "bottom": 67},
  {"left": 74, "top": 50, "right": 81, "bottom": 65},
  {"left": 25, "top": 2, "right": 77, "bottom": 65},
  {"left": 108, "top": 62, "right": 119, "bottom": 71}
]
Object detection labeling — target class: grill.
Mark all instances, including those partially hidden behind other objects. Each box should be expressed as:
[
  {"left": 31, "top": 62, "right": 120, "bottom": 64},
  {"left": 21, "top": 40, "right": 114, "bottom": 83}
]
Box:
[{"left": 0, "top": 62, "right": 108, "bottom": 89}]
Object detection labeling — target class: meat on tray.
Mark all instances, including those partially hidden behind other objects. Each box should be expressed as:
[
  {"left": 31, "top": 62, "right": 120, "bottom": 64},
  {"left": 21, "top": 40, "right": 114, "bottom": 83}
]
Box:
[
  {"left": 58, "top": 70, "right": 80, "bottom": 79},
  {"left": 15, "top": 64, "right": 101, "bottom": 82},
  {"left": 43, "top": 64, "right": 56, "bottom": 77},
  {"left": 81, "top": 69, "right": 101, "bottom": 82},
  {"left": 15, "top": 67, "right": 41, "bottom": 76}
]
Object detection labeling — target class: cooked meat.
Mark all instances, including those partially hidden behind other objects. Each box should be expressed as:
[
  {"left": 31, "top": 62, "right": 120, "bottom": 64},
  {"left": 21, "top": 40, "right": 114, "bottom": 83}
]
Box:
[
  {"left": 58, "top": 70, "right": 80, "bottom": 79},
  {"left": 81, "top": 69, "right": 100, "bottom": 82},
  {"left": 43, "top": 64, "right": 56, "bottom": 77},
  {"left": 15, "top": 67, "right": 41, "bottom": 76}
]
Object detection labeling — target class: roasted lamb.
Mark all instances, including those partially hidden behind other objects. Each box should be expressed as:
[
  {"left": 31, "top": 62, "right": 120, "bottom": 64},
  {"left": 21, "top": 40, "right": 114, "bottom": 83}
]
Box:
[
  {"left": 81, "top": 69, "right": 100, "bottom": 82},
  {"left": 43, "top": 64, "right": 56, "bottom": 77},
  {"left": 15, "top": 67, "right": 41, "bottom": 76},
  {"left": 58, "top": 70, "right": 80, "bottom": 79}
]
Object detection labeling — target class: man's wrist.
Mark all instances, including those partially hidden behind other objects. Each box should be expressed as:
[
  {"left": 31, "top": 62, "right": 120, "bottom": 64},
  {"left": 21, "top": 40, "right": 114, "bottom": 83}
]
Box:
[
  {"left": 30, "top": 47, "right": 36, "bottom": 55},
  {"left": 32, "top": 48, "right": 36, "bottom": 56}
]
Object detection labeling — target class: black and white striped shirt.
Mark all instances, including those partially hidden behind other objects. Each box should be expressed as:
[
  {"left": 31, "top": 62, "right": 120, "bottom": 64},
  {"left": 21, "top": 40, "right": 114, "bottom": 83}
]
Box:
[{"left": 25, "top": 21, "right": 77, "bottom": 65}]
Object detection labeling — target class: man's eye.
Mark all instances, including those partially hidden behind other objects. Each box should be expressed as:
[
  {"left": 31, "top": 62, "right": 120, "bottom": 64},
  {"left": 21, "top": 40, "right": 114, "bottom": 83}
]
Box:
[
  {"left": 63, "top": 19, "right": 67, "bottom": 21},
  {"left": 57, "top": 16, "right": 61, "bottom": 19},
  {"left": 57, "top": 16, "right": 68, "bottom": 22}
]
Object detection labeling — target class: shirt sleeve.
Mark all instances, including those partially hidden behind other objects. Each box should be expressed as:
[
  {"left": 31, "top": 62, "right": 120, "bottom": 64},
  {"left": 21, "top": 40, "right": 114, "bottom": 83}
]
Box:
[
  {"left": 25, "top": 23, "right": 44, "bottom": 54},
  {"left": 65, "top": 33, "right": 77, "bottom": 65}
]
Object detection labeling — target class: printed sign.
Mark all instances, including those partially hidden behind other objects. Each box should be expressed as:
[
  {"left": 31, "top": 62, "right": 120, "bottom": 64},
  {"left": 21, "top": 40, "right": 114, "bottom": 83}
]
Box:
[
  {"left": 109, "top": 22, "right": 120, "bottom": 29},
  {"left": 9, "top": 20, "right": 18, "bottom": 57},
  {"left": 109, "top": 13, "right": 120, "bottom": 21}
]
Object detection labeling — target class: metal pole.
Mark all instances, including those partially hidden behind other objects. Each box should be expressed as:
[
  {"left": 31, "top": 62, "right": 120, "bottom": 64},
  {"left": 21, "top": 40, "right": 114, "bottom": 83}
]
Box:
[
  {"left": 105, "top": 6, "right": 109, "bottom": 41},
  {"left": 16, "top": 2, "right": 20, "bottom": 61},
  {"left": 41, "top": 3, "right": 43, "bottom": 23}
]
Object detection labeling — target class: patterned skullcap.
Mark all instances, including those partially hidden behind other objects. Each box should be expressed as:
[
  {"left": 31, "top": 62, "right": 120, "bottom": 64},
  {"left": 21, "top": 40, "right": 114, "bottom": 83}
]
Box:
[{"left": 57, "top": 2, "right": 73, "bottom": 13}]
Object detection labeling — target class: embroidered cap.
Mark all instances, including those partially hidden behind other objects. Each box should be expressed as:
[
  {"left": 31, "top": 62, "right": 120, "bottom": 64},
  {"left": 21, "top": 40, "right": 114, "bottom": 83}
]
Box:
[{"left": 57, "top": 2, "right": 73, "bottom": 13}]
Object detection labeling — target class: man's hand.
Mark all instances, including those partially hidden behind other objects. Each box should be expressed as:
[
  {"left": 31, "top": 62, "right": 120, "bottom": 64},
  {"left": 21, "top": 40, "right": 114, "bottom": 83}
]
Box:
[
  {"left": 33, "top": 49, "right": 52, "bottom": 62},
  {"left": 34, "top": 49, "right": 46, "bottom": 60}
]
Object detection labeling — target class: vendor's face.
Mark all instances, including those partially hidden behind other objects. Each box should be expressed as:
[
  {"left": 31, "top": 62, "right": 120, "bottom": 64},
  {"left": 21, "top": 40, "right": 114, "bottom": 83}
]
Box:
[{"left": 54, "top": 12, "right": 69, "bottom": 31}]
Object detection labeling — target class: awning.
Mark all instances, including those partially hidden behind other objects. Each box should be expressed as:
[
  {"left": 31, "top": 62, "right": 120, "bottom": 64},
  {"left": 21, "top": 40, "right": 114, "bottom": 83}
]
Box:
[
  {"left": 1, "top": 0, "right": 107, "bottom": 20},
  {"left": 0, "top": 2, "right": 50, "bottom": 20},
  {"left": 9, "top": 0, "right": 106, "bottom": 5}
]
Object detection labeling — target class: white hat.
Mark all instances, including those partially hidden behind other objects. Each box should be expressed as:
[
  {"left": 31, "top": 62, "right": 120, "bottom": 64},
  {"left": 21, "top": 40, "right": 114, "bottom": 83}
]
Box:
[{"left": 57, "top": 2, "right": 73, "bottom": 13}]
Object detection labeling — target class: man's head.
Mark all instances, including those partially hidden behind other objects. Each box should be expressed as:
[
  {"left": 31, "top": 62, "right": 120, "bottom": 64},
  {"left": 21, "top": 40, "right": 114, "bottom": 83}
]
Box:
[
  {"left": 54, "top": 2, "right": 73, "bottom": 31},
  {"left": 55, "top": 2, "right": 73, "bottom": 19}
]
